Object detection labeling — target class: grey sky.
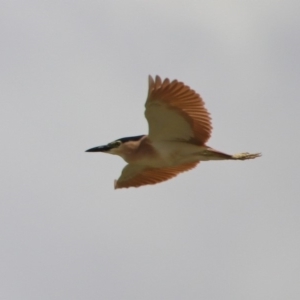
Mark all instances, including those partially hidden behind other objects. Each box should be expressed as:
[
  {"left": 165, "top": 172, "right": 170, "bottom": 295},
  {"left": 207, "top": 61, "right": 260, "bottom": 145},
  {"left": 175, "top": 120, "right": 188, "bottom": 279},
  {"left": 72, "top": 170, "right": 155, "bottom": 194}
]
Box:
[{"left": 1, "top": 1, "right": 300, "bottom": 299}]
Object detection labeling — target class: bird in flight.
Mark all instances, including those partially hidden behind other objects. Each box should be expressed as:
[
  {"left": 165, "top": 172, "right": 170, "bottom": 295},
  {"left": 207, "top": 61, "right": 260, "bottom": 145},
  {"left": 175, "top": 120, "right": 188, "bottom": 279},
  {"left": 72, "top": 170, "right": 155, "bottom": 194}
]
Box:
[{"left": 86, "top": 76, "right": 261, "bottom": 189}]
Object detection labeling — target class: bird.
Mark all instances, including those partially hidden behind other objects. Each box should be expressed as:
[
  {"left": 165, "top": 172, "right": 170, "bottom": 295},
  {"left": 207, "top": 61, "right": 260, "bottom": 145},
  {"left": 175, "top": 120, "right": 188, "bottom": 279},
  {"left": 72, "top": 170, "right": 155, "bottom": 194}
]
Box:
[{"left": 86, "top": 75, "right": 261, "bottom": 189}]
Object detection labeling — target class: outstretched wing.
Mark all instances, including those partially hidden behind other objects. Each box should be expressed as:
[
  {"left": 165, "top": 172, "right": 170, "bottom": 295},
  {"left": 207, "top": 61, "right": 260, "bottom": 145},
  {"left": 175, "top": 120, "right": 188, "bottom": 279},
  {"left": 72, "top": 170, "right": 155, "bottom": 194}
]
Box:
[
  {"left": 114, "top": 162, "right": 199, "bottom": 189},
  {"left": 145, "top": 75, "right": 212, "bottom": 145}
]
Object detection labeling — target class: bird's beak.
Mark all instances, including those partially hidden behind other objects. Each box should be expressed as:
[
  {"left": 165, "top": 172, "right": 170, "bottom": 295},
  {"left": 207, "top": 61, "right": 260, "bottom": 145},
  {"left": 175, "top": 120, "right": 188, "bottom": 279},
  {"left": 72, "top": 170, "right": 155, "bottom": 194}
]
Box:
[{"left": 85, "top": 145, "right": 111, "bottom": 152}]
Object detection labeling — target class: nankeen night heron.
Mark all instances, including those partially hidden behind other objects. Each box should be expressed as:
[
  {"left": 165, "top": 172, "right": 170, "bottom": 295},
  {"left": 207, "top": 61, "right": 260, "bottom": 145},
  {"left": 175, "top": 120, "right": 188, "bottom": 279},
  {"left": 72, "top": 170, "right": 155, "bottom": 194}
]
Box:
[{"left": 86, "top": 76, "right": 261, "bottom": 189}]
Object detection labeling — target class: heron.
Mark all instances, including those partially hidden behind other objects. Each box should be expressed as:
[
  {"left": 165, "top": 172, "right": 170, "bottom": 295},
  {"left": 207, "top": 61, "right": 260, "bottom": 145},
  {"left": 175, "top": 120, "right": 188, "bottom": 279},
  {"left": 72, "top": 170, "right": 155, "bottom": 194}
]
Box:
[{"left": 86, "top": 76, "right": 261, "bottom": 189}]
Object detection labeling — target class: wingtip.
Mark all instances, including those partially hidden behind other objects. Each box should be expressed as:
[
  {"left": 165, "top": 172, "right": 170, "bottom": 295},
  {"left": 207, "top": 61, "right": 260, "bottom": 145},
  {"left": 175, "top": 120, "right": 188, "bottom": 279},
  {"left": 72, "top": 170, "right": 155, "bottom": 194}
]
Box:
[
  {"left": 149, "top": 75, "right": 169, "bottom": 89},
  {"left": 155, "top": 75, "right": 162, "bottom": 86},
  {"left": 114, "top": 180, "right": 118, "bottom": 190},
  {"left": 148, "top": 75, "right": 154, "bottom": 87}
]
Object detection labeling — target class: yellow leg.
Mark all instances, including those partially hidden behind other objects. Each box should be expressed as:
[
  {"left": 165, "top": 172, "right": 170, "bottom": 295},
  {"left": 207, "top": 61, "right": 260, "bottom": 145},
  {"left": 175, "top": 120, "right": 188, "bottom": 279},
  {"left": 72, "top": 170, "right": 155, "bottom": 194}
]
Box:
[{"left": 232, "top": 152, "right": 261, "bottom": 160}]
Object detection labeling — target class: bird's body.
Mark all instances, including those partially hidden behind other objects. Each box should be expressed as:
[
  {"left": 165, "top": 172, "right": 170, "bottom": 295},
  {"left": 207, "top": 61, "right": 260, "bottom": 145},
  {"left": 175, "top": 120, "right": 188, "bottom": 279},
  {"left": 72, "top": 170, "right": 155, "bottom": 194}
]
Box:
[
  {"left": 86, "top": 76, "right": 261, "bottom": 189},
  {"left": 117, "top": 138, "right": 228, "bottom": 166}
]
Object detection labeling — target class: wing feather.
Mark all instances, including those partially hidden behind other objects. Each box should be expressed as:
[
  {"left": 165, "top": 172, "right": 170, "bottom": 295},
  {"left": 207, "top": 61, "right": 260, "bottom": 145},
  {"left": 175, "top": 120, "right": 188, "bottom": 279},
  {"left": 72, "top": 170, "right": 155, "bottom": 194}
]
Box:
[
  {"left": 145, "top": 76, "right": 212, "bottom": 144},
  {"left": 115, "top": 162, "right": 199, "bottom": 189}
]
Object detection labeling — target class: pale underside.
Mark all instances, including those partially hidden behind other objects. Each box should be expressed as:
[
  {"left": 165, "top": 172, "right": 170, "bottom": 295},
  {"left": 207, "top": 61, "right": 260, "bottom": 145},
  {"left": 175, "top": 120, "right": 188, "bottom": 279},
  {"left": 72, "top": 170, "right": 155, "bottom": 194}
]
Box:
[{"left": 115, "top": 75, "right": 213, "bottom": 189}]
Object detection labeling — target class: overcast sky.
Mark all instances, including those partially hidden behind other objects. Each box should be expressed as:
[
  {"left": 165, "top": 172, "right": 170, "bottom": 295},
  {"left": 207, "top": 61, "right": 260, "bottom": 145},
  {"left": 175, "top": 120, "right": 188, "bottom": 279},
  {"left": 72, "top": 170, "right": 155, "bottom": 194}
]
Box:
[{"left": 1, "top": 1, "right": 300, "bottom": 299}]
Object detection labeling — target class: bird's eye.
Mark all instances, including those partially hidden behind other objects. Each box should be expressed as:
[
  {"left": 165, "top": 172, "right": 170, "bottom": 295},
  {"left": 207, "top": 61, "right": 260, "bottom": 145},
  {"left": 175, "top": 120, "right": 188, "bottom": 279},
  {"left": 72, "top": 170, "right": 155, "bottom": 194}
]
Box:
[{"left": 109, "top": 140, "right": 122, "bottom": 148}]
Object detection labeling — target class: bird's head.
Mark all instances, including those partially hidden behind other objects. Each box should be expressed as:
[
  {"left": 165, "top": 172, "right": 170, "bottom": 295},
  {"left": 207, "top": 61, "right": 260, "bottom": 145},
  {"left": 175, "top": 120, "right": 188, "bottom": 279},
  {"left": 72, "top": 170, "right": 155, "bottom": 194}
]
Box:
[{"left": 85, "top": 135, "right": 145, "bottom": 156}]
